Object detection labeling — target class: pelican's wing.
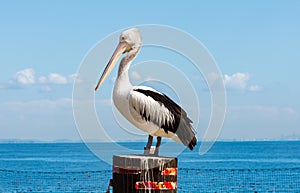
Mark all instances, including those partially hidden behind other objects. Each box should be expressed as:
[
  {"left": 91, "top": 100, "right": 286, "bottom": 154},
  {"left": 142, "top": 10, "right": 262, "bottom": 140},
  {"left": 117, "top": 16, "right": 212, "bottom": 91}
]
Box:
[{"left": 128, "top": 86, "right": 197, "bottom": 150}]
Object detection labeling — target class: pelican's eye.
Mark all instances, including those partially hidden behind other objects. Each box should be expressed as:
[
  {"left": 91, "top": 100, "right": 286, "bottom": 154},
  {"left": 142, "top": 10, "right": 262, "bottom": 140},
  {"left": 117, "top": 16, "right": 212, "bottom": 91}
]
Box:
[{"left": 120, "top": 36, "right": 125, "bottom": 41}]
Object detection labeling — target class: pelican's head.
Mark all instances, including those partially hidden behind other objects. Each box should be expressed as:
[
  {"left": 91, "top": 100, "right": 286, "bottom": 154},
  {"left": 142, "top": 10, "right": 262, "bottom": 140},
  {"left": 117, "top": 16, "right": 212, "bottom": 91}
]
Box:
[
  {"left": 95, "top": 28, "right": 141, "bottom": 91},
  {"left": 120, "top": 28, "right": 142, "bottom": 52}
]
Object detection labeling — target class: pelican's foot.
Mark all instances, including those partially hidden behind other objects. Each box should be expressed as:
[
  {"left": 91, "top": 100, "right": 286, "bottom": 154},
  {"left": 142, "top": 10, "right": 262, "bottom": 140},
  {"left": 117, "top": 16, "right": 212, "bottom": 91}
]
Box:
[
  {"left": 143, "top": 135, "right": 161, "bottom": 156},
  {"left": 144, "top": 135, "right": 153, "bottom": 155},
  {"left": 144, "top": 147, "right": 150, "bottom": 155},
  {"left": 144, "top": 146, "right": 156, "bottom": 155}
]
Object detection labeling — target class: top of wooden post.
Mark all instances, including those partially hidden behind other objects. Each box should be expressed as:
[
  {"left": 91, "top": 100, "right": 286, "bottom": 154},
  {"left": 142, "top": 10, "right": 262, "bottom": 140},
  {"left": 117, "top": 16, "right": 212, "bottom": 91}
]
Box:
[{"left": 113, "top": 154, "right": 177, "bottom": 170}]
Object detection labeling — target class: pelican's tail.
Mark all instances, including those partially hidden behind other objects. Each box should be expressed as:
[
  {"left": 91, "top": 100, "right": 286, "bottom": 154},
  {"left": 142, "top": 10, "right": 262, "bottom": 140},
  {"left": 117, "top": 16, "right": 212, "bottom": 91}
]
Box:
[
  {"left": 188, "top": 135, "right": 197, "bottom": 150},
  {"left": 176, "top": 114, "right": 197, "bottom": 151}
]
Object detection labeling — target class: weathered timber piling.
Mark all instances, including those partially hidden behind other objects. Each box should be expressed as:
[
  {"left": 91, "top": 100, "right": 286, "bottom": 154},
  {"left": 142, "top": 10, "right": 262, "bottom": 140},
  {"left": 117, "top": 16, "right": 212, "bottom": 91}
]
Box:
[{"left": 112, "top": 155, "right": 177, "bottom": 193}]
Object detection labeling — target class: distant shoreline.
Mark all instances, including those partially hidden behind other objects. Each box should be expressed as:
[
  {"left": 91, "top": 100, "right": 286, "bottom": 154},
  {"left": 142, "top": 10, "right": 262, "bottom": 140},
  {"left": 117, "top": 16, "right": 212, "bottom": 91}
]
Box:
[{"left": 0, "top": 139, "right": 299, "bottom": 144}]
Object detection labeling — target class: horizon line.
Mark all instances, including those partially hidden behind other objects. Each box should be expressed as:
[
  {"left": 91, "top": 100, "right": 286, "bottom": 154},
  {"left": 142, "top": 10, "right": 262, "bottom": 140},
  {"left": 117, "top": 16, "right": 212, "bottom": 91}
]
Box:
[{"left": 0, "top": 138, "right": 299, "bottom": 144}]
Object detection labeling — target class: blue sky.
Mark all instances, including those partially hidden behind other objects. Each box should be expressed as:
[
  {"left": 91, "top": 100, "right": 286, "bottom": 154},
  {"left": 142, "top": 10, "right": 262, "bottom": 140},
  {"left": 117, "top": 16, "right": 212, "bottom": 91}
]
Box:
[{"left": 0, "top": 1, "right": 299, "bottom": 141}]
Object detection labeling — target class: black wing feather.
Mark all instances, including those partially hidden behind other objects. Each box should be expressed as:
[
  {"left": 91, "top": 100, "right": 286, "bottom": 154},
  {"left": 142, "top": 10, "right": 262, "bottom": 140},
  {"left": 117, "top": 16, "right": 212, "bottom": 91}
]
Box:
[{"left": 133, "top": 88, "right": 197, "bottom": 150}]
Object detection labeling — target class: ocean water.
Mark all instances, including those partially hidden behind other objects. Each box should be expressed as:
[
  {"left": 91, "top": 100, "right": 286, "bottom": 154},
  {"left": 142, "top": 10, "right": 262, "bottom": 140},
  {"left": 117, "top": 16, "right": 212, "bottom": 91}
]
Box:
[{"left": 0, "top": 141, "right": 300, "bottom": 192}]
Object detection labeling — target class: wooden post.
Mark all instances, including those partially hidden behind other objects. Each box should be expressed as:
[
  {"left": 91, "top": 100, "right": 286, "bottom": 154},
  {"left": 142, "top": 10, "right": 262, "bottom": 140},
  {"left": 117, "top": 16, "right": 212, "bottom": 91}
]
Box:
[{"left": 113, "top": 155, "right": 177, "bottom": 193}]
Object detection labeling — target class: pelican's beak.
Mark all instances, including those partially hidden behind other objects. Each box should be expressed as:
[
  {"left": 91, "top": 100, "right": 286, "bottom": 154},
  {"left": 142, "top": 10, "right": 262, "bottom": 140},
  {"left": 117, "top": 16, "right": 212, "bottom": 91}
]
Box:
[{"left": 95, "top": 41, "right": 129, "bottom": 91}]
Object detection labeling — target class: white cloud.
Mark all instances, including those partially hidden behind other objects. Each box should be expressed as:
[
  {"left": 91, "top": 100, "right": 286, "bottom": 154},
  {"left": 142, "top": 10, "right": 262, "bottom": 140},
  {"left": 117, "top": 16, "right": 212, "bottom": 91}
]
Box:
[
  {"left": 38, "top": 73, "right": 69, "bottom": 85},
  {"left": 48, "top": 73, "right": 68, "bottom": 84},
  {"left": 14, "top": 68, "right": 35, "bottom": 85},
  {"left": 0, "top": 68, "right": 76, "bottom": 89},
  {"left": 222, "top": 72, "right": 262, "bottom": 92},
  {"left": 224, "top": 72, "right": 250, "bottom": 89}
]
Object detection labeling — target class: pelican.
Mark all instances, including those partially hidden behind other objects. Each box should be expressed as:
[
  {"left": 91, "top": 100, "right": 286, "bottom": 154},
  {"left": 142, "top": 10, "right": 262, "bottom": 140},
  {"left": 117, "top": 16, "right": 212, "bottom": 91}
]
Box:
[{"left": 95, "top": 28, "right": 197, "bottom": 155}]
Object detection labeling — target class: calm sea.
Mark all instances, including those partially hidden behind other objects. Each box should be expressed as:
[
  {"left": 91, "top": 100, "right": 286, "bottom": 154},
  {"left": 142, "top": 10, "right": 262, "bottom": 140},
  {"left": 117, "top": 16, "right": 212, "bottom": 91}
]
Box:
[{"left": 0, "top": 141, "right": 299, "bottom": 192}]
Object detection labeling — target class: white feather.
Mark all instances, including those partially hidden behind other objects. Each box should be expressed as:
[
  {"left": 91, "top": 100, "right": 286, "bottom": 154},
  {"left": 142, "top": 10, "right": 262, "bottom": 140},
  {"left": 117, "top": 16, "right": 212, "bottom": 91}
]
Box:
[{"left": 128, "top": 86, "right": 175, "bottom": 128}]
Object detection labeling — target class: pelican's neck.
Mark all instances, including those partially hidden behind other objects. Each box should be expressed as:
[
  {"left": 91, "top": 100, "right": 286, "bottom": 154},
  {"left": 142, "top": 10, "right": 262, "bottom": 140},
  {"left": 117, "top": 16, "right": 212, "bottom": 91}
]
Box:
[
  {"left": 118, "top": 48, "right": 139, "bottom": 76},
  {"left": 115, "top": 48, "right": 140, "bottom": 91}
]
